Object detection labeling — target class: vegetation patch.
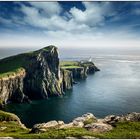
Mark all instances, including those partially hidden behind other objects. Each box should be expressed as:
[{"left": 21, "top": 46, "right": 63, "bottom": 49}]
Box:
[
  {"left": 0, "top": 54, "right": 27, "bottom": 78},
  {"left": 60, "top": 61, "right": 82, "bottom": 69},
  {"left": 0, "top": 118, "right": 140, "bottom": 139},
  {"left": 0, "top": 46, "right": 57, "bottom": 78},
  {"left": 101, "top": 121, "right": 140, "bottom": 139},
  {"left": 61, "top": 66, "right": 82, "bottom": 69},
  {"left": 0, "top": 110, "right": 19, "bottom": 122},
  {"left": 83, "top": 118, "right": 96, "bottom": 125}
]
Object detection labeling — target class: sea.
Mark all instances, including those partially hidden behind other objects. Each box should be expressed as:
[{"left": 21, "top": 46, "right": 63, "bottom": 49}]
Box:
[{"left": 0, "top": 47, "right": 140, "bottom": 128}]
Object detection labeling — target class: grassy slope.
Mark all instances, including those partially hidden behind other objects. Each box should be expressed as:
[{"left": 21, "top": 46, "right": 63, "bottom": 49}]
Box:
[
  {"left": 60, "top": 61, "right": 82, "bottom": 69},
  {"left": 60, "top": 61, "right": 95, "bottom": 69},
  {"left": 0, "top": 54, "right": 26, "bottom": 78},
  {"left": 0, "top": 46, "right": 58, "bottom": 78},
  {"left": 0, "top": 121, "right": 140, "bottom": 139}
]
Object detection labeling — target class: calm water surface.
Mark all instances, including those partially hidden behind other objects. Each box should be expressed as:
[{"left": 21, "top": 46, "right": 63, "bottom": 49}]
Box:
[{"left": 1, "top": 47, "right": 140, "bottom": 128}]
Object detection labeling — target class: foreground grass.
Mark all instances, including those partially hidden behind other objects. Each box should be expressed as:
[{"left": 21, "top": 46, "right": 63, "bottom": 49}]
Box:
[
  {"left": 0, "top": 121, "right": 140, "bottom": 139},
  {"left": 101, "top": 121, "right": 140, "bottom": 139}
]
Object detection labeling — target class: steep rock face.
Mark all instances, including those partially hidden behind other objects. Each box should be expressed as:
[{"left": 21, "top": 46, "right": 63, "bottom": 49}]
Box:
[
  {"left": 80, "top": 61, "right": 100, "bottom": 74},
  {"left": 0, "top": 46, "right": 65, "bottom": 104},
  {"left": 23, "top": 46, "right": 63, "bottom": 99},
  {"left": 0, "top": 70, "right": 28, "bottom": 104},
  {"left": 64, "top": 61, "right": 100, "bottom": 80},
  {"left": 65, "top": 67, "right": 88, "bottom": 80},
  {"left": 61, "top": 69, "right": 73, "bottom": 91}
]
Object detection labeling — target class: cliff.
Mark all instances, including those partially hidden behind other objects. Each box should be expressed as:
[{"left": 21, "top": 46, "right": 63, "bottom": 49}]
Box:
[
  {"left": 0, "top": 45, "right": 99, "bottom": 105},
  {"left": 61, "top": 69, "right": 73, "bottom": 91},
  {"left": 23, "top": 46, "right": 63, "bottom": 99},
  {"left": 0, "top": 46, "right": 64, "bottom": 104},
  {"left": 60, "top": 61, "right": 100, "bottom": 80},
  {"left": 0, "top": 69, "right": 29, "bottom": 105}
]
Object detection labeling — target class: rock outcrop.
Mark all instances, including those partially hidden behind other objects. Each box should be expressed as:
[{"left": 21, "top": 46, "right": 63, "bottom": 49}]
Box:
[
  {"left": 102, "top": 112, "right": 140, "bottom": 125},
  {"left": 0, "top": 70, "right": 29, "bottom": 105},
  {"left": 0, "top": 111, "right": 140, "bottom": 138},
  {"left": 0, "top": 110, "right": 26, "bottom": 129},
  {"left": 65, "top": 67, "right": 88, "bottom": 79},
  {"left": 63, "top": 61, "right": 100, "bottom": 80},
  {"left": 0, "top": 46, "right": 66, "bottom": 104},
  {"left": 61, "top": 69, "right": 73, "bottom": 91},
  {"left": 0, "top": 45, "right": 99, "bottom": 105},
  {"left": 23, "top": 46, "right": 63, "bottom": 99},
  {"left": 84, "top": 122, "right": 112, "bottom": 132},
  {"left": 30, "top": 112, "right": 140, "bottom": 134}
]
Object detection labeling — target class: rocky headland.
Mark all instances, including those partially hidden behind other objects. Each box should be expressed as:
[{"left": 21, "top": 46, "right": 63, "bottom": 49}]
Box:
[{"left": 0, "top": 45, "right": 99, "bottom": 106}]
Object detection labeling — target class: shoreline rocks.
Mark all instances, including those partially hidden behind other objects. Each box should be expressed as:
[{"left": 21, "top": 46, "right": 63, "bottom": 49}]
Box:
[{"left": 30, "top": 112, "right": 140, "bottom": 134}]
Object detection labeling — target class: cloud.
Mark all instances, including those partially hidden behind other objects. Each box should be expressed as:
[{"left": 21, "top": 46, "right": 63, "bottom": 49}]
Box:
[
  {"left": 133, "top": 8, "right": 140, "bottom": 15},
  {"left": 0, "top": 17, "right": 12, "bottom": 24},
  {"left": 70, "top": 2, "right": 104, "bottom": 27},
  {"left": 0, "top": 2, "right": 140, "bottom": 49},
  {"left": 29, "top": 2, "right": 62, "bottom": 16},
  {"left": 20, "top": 2, "right": 113, "bottom": 31},
  {"left": 19, "top": 2, "right": 93, "bottom": 33}
]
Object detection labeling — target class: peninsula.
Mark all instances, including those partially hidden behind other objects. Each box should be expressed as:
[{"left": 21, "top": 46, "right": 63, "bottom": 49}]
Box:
[{"left": 0, "top": 45, "right": 99, "bottom": 107}]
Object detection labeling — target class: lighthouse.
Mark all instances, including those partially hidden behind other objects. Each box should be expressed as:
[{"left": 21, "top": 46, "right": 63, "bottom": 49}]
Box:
[{"left": 88, "top": 57, "right": 92, "bottom": 62}]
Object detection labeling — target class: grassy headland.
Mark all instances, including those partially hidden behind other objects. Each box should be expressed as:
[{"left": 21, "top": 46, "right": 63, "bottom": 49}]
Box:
[
  {"left": 60, "top": 61, "right": 82, "bottom": 69},
  {"left": 0, "top": 46, "right": 65, "bottom": 78}
]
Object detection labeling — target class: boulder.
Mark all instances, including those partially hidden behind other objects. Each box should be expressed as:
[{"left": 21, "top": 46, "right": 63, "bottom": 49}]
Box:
[
  {"left": 82, "top": 113, "right": 96, "bottom": 121},
  {"left": 85, "top": 122, "right": 112, "bottom": 133},
  {"left": 65, "top": 137, "right": 77, "bottom": 139},
  {"left": 103, "top": 115, "right": 121, "bottom": 125},
  {"left": 81, "top": 136, "right": 97, "bottom": 139},
  {"left": 72, "top": 113, "right": 97, "bottom": 125},
  {"left": 0, "top": 137, "right": 13, "bottom": 139},
  {"left": 122, "top": 112, "right": 140, "bottom": 122},
  {"left": 31, "top": 120, "right": 64, "bottom": 133},
  {"left": 59, "top": 122, "right": 73, "bottom": 129},
  {"left": 72, "top": 121, "right": 84, "bottom": 128},
  {"left": 103, "top": 112, "right": 140, "bottom": 125},
  {"left": 58, "top": 121, "right": 64, "bottom": 125}
]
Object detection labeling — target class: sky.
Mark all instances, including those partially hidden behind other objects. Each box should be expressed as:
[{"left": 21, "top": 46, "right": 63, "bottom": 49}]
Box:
[{"left": 0, "top": 1, "right": 140, "bottom": 49}]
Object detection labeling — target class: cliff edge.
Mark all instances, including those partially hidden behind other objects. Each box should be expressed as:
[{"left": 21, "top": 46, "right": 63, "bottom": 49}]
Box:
[{"left": 0, "top": 45, "right": 99, "bottom": 105}]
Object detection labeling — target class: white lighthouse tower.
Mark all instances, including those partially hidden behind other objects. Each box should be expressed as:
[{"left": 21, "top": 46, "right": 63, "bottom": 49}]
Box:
[{"left": 88, "top": 57, "right": 92, "bottom": 62}]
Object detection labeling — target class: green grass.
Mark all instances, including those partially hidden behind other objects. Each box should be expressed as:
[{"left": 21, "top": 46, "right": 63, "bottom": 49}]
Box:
[
  {"left": 0, "top": 46, "right": 58, "bottom": 78},
  {"left": 101, "top": 121, "right": 140, "bottom": 139},
  {"left": 0, "top": 122, "right": 96, "bottom": 139},
  {"left": 83, "top": 118, "right": 96, "bottom": 125},
  {"left": 60, "top": 61, "right": 82, "bottom": 69},
  {"left": 60, "top": 61, "right": 95, "bottom": 70},
  {"left": 0, "top": 110, "right": 20, "bottom": 122},
  {"left": 0, "top": 119, "right": 140, "bottom": 139},
  {"left": 0, "top": 54, "right": 26, "bottom": 78},
  {"left": 61, "top": 66, "right": 81, "bottom": 69},
  {"left": 60, "top": 61, "right": 79, "bottom": 66}
]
